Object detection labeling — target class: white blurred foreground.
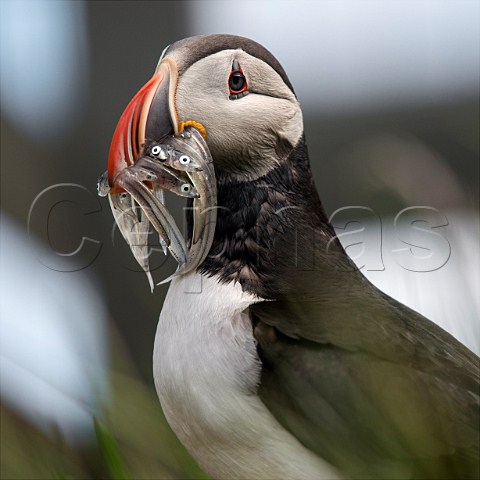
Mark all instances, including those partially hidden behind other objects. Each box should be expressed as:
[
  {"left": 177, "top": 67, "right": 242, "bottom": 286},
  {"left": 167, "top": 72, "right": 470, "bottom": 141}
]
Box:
[{"left": 0, "top": 213, "right": 108, "bottom": 443}]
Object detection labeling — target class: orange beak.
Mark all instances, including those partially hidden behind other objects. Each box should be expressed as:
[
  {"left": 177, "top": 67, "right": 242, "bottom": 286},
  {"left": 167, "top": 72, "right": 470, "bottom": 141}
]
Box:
[{"left": 107, "top": 59, "right": 179, "bottom": 194}]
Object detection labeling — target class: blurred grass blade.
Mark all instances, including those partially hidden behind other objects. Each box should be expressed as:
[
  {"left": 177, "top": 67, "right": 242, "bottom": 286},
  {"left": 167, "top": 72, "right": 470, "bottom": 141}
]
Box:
[{"left": 93, "top": 417, "right": 129, "bottom": 480}]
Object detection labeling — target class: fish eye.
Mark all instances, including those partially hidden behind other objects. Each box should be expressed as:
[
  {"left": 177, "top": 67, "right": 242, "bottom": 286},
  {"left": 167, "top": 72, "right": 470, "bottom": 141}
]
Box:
[
  {"left": 181, "top": 184, "right": 191, "bottom": 193},
  {"left": 179, "top": 155, "right": 191, "bottom": 165},
  {"left": 151, "top": 145, "right": 162, "bottom": 156}
]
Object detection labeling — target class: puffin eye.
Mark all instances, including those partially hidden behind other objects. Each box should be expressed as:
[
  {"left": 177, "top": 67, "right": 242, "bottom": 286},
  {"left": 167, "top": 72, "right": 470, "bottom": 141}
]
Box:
[
  {"left": 179, "top": 155, "right": 191, "bottom": 165},
  {"left": 228, "top": 60, "right": 248, "bottom": 99},
  {"left": 229, "top": 72, "right": 246, "bottom": 93}
]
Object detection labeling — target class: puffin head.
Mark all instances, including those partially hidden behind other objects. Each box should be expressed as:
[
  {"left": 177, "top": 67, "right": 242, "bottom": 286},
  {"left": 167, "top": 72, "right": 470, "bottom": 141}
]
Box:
[{"left": 108, "top": 34, "right": 303, "bottom": 187}]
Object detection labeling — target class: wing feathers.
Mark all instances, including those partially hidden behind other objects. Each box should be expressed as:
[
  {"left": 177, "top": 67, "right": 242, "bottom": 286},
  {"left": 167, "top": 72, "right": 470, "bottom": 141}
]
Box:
[{"left": 252, "top": 295, "right": 480, "bottom": 479}]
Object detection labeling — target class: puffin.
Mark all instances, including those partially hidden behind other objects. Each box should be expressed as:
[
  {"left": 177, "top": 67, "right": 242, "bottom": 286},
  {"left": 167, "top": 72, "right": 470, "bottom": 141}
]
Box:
[{"left": 104, "top": 34, "right": 479, "bottom": 479}]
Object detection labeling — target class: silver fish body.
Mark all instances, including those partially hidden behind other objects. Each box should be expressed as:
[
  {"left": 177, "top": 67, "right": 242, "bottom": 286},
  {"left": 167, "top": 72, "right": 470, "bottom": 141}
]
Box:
[
  {"left": 100, "top": 126, "right": 217, "bottom": 288},
  {"left": 145, "top": 141, "right": 204, "bottom": 172}
]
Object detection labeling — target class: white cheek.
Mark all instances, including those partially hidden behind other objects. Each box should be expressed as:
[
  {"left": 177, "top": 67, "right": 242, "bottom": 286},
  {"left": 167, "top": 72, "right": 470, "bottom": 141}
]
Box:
[
  {"left": 178, "top": 90, "right": 301, "bottom": 151},
  {"left": 174, "top": 50, "right": 303, "bottom": 179},
  {"left": 176, "top": 82, "right": 227, "bottom": 128},
  {"left": 175, "top": 52, "right": 231, "bottom": 126}
]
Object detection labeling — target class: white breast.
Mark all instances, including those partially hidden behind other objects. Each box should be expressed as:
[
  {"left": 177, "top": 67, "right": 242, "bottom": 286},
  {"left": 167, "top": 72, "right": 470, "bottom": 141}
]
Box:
[{"left": 153, "top": 272, "right": 340, "bottom": 480}]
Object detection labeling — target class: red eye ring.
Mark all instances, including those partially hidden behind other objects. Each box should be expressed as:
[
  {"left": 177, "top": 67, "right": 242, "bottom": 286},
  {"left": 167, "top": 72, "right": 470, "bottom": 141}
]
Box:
[{"left": 228, "top": 69, "right": 248, "bottom": 96}]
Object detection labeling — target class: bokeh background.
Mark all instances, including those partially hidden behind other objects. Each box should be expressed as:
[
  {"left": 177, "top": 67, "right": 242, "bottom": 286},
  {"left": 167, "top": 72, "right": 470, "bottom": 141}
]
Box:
[{"left": 1, "top": 1, "right": 478, "bottom": 478}]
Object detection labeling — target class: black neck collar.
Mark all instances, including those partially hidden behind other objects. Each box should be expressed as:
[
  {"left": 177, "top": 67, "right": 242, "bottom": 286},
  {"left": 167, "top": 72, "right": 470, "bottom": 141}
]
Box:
[{"left": 199, "top": 136, "right": 352, "bottom": 298}]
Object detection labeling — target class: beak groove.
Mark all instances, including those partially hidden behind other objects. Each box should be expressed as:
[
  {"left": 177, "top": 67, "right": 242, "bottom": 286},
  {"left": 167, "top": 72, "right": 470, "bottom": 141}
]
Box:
[
  {"left": 103, "top": 53, "right": 216, "bottom": 288},
  {"left": 108, "top": 59, "right": 179, "bottom": 190}
]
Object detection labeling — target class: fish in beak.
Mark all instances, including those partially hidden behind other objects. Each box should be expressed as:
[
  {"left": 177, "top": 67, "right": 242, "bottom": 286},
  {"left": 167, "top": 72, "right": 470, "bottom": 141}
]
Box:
[{"left": 99, "top": 58, "right": 217, "bottom": 289}]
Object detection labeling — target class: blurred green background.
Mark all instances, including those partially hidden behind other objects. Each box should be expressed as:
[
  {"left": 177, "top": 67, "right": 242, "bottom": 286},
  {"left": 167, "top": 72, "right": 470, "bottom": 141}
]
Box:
[{"left": 1, "top": 1, "right": 478, "bottom": 479}]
